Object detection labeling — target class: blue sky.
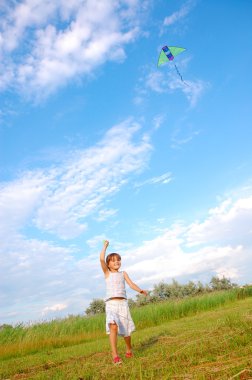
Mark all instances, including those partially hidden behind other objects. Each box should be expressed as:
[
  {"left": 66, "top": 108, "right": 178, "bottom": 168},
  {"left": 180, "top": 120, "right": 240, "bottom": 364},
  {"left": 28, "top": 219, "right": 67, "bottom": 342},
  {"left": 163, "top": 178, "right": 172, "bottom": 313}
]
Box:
[{"left": 1, "top": 0, "right": 252, "bottom": 325}]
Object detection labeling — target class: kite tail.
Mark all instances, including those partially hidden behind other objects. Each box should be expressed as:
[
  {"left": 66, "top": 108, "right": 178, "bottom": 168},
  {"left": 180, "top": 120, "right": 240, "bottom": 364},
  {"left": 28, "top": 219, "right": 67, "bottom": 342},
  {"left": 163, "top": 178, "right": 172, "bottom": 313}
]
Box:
[{"left": 174, "top": 64, "right": 190, "bottom": 87}]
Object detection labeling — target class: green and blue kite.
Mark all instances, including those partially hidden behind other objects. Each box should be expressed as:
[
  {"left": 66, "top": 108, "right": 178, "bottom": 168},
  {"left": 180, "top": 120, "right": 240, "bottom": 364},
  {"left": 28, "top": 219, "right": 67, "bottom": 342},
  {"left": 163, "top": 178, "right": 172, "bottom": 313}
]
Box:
[{"left": 158, "top": 45, "right": 188, "bottom": 85}]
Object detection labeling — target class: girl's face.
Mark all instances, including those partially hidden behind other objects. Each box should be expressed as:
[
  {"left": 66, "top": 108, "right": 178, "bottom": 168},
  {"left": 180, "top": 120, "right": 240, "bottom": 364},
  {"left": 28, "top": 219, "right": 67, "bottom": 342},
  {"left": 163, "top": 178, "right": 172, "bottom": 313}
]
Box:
[{"left": 108, "top": 257, "right": 121, "bottom": 272}]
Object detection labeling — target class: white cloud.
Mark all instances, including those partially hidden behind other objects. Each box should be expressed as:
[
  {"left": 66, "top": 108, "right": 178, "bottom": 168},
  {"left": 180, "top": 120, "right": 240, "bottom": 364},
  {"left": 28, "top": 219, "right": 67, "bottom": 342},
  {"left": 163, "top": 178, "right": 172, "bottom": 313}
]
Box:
[
  {"left": 0, "top": 171, "right": 51, "bottom": 237},
  {"left": 42, "top": 303, "right": 68, "bottom": 316},
  {"left": 0, "top": 0, "right": 145, "bottom": 98},
  {"left": 0, "top": 235, "right": 77, "bottom": 321},
  {"left": 1, "top": 186, "right": 252, "bottom": 324},
  {"left": 120, "top": 191, "right": 252, "bottom": 290},
  {"left": 185, "top": 196, "right": 252, "bottom": 247},
  {"left": 124, "top": 243, "right": 243, "bottom": 287}
]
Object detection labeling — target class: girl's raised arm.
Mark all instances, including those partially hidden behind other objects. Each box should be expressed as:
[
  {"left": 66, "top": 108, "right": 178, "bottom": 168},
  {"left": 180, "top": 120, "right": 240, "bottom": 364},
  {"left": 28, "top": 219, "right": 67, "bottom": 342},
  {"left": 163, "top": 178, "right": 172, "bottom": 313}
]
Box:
[{"left": 100, "top": 240, "right": 109, "bottom": 275}]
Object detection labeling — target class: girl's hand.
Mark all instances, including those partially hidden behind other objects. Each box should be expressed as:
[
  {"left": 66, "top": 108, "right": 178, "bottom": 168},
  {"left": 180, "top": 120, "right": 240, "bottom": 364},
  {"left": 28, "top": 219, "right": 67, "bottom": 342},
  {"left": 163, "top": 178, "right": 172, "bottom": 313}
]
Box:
[
  {"left": 140, "top": 290, "right": 148, "bottom": 296},
  {"left": 103, "top": 240, "right": 109, "bottom": 248}
]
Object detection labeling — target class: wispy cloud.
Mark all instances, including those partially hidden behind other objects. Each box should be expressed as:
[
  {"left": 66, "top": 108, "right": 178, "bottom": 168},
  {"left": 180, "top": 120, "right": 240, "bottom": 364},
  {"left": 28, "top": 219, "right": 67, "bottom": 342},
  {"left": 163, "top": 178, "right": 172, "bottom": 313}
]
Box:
[
  {"left": 134, "top": 60, "right": 208, "bottom": 108},
  {"left": 152, "top": 114, "right": 166, "bottom": 130},
  {"left": 134, "top": 172, "right": 173, "bottom": 189},
  {"left": 0, "top": 118, "right": 151, "bottom": 240},
  {"left": 170, "top": 118, "right": 200, "bottom": 149},
  {"left": 94, "top": 208, "right": 118, "bottom": 222},
  {"left": 145, "top": 68, "right": 207, "bottom": 107},
  {"left": 0, "top": 0, "right": 146, "bottom": 99},
  {"left": 163, "top": 0, "right": 197, "bottom": 27}
]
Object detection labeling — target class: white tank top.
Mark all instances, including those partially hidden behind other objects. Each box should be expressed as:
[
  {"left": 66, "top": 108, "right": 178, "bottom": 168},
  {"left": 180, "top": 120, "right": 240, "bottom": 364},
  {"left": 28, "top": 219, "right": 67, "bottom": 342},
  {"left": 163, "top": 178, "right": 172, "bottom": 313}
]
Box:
[{"left": 105, "top": 271, "right": 127, "bottom": 301}]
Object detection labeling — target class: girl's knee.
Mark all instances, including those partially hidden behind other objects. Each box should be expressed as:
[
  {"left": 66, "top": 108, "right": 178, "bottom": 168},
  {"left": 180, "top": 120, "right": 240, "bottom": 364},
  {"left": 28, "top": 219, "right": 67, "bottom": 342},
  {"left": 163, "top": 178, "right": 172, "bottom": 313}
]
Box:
[{"left": 109, "top": 322, "right": 118, "bottom": 331}]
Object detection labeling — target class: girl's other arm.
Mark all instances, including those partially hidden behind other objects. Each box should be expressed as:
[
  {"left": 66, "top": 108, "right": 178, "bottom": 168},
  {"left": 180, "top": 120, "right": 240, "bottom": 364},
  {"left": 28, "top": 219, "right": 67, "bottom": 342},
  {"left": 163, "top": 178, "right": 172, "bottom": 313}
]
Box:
[
  {"left": 100, "top": 240, "right": 109, "bottom": 275},
  {"left": 124, "top": 271, "right": 148, "bottom": 296}
]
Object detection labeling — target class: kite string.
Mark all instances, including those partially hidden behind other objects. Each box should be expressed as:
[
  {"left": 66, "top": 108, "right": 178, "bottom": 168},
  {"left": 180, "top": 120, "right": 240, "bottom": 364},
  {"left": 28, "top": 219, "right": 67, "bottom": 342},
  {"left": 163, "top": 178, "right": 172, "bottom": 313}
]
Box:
[{"left": 174, "top": 63, "right": 190, "bottom": 87}]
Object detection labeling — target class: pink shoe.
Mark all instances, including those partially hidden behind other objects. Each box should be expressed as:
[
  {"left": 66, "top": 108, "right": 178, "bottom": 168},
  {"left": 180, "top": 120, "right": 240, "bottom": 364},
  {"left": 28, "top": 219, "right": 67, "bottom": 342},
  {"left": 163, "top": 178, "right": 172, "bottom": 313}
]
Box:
[
  {"left": 113, "top": 356, "right": 122, "bottom": 365},
  {"left": 125, "top": 352, "right": 133, "bottom": 358}
]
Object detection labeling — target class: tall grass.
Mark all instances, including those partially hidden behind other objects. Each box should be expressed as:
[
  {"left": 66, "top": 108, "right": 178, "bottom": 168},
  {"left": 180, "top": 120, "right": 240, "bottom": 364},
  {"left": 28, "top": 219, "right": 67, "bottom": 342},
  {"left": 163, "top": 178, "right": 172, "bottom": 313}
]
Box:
[
  {"left": 0, "top": 314, "right": 105, "bottom": 359},
  {"left": 0, "top": 287, "right": 251, "bottom": 360},
  {"left": 1, "top": 297, "right": 252, "bottom": 380},
  {"left": 131, "top": 287, "right": 249, "bottom": 328}
]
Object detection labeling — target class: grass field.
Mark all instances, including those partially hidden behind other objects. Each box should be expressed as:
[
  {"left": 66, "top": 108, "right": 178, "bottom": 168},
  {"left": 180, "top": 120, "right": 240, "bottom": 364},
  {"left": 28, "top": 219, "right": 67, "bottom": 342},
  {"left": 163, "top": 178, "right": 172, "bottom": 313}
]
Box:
[{"left": 1, "top": 288, "right": 252, "bottom": 379}]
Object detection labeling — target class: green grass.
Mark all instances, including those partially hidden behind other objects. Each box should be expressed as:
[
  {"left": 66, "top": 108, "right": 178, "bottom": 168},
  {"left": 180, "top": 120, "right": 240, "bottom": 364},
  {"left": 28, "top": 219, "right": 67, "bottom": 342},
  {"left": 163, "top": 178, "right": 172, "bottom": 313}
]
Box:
[{"left": 1, "top": 287, "right": 252, "bottom": 379}]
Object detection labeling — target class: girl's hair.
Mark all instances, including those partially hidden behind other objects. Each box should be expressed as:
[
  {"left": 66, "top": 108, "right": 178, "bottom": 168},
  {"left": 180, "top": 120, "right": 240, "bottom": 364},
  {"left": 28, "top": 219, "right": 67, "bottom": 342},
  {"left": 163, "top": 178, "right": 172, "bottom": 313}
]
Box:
[{"left": 106, "top": 253, "right": 121, "bottom": 268}]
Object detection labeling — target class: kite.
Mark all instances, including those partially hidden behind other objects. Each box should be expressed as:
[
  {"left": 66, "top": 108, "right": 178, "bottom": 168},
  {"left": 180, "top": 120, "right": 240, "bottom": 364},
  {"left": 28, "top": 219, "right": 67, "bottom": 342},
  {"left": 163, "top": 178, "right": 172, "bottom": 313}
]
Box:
[{"left": 157, "top": 45, "right": 189, "bottom": 86}]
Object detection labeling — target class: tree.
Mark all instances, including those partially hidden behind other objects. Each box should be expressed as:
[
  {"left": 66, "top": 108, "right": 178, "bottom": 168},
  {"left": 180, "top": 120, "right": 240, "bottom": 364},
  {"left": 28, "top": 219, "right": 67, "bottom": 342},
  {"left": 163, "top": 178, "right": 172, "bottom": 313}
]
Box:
[
  {"left": 152, "top": 281, "right": 172, "bottom": 300},
  {"left": 0, "top": 324, "right": 13, "bottom": 331},
  {"left": 183, "top": 281, "right": 198, "bottom": 296},
  {"left": 209, "top": 276, "right": 237, "bottom": 291},
  {"left": 127, "top": 298, "right": 136, "bottom": 308},
  {"left": 135, "top": 292, "right": 158, "bottom": 306},
  {"left": 85, "top": 299, "right": 105, "bottom": 316}
]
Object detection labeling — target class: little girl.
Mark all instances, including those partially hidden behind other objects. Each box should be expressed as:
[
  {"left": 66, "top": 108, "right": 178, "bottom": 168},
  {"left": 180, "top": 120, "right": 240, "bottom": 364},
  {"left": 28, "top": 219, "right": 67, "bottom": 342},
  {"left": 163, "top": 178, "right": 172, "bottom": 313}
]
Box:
[{"left": 100, "top": 240, "right": 148, "bottom": 364}]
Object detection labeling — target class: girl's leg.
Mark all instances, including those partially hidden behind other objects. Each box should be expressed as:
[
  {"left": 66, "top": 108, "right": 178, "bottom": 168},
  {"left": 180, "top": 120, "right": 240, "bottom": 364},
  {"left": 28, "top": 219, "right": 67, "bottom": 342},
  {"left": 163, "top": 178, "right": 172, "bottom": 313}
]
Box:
[
  {"left": 109, "top": 323, "right": 119, "bottom": 358},
  {"left": 124, "top": 335, "right": 132, "bottom": 354}
]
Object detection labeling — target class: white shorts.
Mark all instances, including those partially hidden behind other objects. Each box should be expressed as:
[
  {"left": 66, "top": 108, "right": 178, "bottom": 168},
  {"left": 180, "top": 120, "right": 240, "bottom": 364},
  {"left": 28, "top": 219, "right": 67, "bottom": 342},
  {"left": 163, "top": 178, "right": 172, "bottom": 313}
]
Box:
[{"left": 105, "top": 299, "right": 135, "bottom": 337}]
